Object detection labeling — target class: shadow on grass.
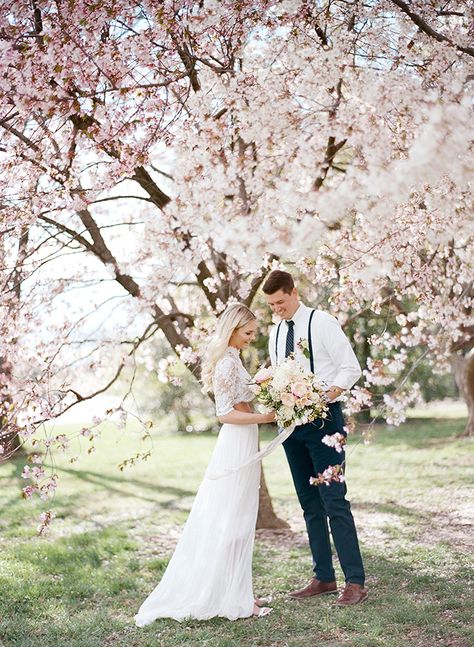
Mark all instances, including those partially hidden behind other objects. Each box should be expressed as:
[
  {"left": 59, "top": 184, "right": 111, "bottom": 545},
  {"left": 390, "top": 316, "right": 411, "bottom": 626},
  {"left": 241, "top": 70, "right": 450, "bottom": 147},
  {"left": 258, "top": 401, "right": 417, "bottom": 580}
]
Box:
[
  {"left": 354, "top": 499, "right": 431, "bottom": 524},
  {"left": 350, "top": 418, "right": 468, "bottom": 450},
  {"left": 0, "top": 459, "right": 196, "bottom": 526},
  {"left": 0, "top": 526, "right": 169, "bottom": 647},
  {"left": 50, "top": 464, "right": 195, "bottom": 504},
  {"left": 1, "top": 525, "right": 473, "bottom": 647},
  {"left": 132, "top": 545, "right": 474, "bottom": 647},
  {"left": 0, "top": 457, "right": 32, "bottom": 517},
  {"left": 0, "top": 455, "right": 25, "bottom": 478},
  {"left": 0, "top": 526, "right": 140, "bottom": 607},
  {"left": 363, "top": 546, "right": 474, "bottom": 601}
]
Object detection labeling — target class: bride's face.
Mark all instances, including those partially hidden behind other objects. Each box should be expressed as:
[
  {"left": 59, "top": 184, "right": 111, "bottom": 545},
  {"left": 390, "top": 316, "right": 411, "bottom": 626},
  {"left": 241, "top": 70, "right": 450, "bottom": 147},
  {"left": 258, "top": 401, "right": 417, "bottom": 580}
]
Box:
[{"left": 229, "top": 320, "right": 257, "bottom": 350}]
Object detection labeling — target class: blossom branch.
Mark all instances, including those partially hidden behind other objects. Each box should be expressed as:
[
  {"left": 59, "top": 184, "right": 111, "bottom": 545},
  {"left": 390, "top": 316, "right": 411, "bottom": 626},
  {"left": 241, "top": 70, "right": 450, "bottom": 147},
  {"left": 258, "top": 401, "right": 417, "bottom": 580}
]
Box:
[{"left": 389, "top": 0, "right": 474, "bottom": 57}]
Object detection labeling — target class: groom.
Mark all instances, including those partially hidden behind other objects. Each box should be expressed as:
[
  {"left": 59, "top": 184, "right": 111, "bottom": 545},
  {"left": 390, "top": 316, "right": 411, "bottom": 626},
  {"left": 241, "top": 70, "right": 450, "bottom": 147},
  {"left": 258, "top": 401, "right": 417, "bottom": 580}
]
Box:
[{"left": 263, "top": 270, "right": 368, "bottom": 605}]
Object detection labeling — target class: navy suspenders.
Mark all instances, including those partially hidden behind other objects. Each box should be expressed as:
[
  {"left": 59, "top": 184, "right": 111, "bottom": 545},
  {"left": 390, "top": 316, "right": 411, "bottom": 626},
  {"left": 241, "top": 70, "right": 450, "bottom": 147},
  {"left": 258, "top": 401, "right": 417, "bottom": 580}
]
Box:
[
  {"left": 275, "top": 310, "right": 316, "bottom": 372},
  {"left": 308, "top": 309, "right": 316, "bottom": 373},
  {"left": 275, "top": 320, "right": 283, "bottom": 362}
]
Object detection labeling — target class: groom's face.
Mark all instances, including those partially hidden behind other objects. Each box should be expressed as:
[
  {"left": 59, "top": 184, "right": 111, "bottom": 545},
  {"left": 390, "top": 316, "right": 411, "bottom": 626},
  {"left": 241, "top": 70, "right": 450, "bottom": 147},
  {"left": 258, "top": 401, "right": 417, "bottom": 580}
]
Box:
[{"left": 265, "top": 288, "right": 299, "bottom": 320}]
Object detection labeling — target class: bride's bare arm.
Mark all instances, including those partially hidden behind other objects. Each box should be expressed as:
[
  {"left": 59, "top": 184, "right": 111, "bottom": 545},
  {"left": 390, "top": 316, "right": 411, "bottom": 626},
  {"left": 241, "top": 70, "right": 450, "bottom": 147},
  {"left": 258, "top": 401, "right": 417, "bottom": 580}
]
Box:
[
  {"left": 234, "top": 402, "right": 252, "bottom": 413},
  {"left": 218, "top": 403, "right": 275, "bottom": 425}
]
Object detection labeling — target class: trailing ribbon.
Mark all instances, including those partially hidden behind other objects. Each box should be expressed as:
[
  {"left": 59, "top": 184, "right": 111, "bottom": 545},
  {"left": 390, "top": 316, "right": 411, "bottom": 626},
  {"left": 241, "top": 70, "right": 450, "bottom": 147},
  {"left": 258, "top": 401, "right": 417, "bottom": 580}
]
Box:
[{"left": 206, "top": 424, "right": 296, "bottom": 480}]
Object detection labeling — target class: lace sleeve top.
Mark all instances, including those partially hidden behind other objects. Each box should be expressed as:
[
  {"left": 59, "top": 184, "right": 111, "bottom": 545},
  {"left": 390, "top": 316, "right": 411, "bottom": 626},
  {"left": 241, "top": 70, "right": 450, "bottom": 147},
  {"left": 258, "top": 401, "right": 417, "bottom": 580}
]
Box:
[{"left": 213, "top": 347, "right": 254, "bottom": 417}]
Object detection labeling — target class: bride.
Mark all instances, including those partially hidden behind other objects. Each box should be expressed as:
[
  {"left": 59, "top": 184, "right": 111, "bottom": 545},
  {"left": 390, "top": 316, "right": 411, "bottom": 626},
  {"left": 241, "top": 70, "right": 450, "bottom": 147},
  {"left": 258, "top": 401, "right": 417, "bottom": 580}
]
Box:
[{"left": 134, "top": 303, "right": 276, "bottom": 625}]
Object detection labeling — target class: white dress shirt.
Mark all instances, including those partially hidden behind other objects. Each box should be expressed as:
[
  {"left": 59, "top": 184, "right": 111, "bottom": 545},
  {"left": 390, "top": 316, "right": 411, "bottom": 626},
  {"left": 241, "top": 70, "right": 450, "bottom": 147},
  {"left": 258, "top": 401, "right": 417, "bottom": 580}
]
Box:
[{"left": 268, "top": 303, "right": 362, "bottom": 400}]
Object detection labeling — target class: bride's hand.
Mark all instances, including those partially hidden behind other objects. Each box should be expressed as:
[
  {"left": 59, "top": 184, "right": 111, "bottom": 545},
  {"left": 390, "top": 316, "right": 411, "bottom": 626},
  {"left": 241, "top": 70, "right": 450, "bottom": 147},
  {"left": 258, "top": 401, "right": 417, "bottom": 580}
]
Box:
[{"left": 262, "top": 411, "right": 276, "bottom": 423}]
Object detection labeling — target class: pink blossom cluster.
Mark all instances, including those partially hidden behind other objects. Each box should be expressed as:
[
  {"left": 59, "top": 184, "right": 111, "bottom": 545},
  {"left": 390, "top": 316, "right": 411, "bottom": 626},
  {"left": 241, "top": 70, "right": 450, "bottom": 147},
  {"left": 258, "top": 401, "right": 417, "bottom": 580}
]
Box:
[
  {"left": 321, "top": 432, "right": 347, "bottom": 454},
  {"left": 344, "top": 387, "right": 373, "bottom": 416},
  {"left": 309, "top": 465, "right": 345, "bottom": 487}
]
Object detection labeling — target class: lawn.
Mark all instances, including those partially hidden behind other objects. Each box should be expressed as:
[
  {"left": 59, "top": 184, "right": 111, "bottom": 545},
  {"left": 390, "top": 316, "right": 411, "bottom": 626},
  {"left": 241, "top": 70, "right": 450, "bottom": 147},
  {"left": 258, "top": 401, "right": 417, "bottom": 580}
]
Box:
[{"left": 0, "top": 415, "right": 473, "bottom": 647}]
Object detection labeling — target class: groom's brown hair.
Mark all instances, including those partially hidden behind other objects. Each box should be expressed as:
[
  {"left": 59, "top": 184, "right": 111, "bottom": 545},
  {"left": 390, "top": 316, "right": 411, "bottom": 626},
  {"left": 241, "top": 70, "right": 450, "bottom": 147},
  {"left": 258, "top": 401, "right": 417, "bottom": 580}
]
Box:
[{"left": 262, "top": 270, "right": 295, "bottom": 295}]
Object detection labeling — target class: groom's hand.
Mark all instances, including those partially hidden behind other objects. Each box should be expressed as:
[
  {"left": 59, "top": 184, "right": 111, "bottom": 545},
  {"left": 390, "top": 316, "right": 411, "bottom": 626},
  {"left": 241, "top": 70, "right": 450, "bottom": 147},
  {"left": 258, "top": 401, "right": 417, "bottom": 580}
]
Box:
[{"left": 325, "top": 385, "right": 344, "bottom": 402}]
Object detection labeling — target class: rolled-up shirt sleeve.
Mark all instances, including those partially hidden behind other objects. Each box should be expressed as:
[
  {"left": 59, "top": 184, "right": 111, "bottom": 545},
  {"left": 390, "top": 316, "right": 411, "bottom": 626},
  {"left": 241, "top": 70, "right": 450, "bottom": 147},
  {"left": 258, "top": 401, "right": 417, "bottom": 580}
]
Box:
[
  {"left": 213, "top": 356, "right": 238, "bottom": 417},
  {"left": 318, "top": 315, "right": 362, "bottom": 390}
]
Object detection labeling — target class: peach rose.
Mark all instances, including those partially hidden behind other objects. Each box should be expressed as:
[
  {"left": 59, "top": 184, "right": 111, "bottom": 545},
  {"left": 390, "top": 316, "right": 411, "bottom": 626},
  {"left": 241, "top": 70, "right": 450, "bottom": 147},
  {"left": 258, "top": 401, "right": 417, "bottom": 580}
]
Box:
[
  {"left": 291, "top": 380, "right": 308, "bottom": 398},
  {"left": 281, "top": 391, "right": 296, "bottom": 407},
  {"left": 296, "top": 396, "right": 311, "bottom": 407},
  {"left": 254, "top": 367, "right": 273, "bottom": 384}
]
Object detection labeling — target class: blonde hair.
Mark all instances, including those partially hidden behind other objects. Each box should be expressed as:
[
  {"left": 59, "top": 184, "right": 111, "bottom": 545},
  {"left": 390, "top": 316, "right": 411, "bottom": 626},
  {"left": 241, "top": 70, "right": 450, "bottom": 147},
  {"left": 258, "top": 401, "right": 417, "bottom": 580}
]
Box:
[{"left": 201, "top": 303, "right": 256, "bottom": 392}]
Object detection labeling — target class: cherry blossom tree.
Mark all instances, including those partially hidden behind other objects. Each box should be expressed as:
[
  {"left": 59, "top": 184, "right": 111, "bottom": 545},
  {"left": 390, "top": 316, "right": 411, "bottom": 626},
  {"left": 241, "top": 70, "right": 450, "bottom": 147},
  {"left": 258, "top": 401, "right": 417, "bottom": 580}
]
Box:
[{"left": 1, "top": 1, "right": 473, "bottom": 532}]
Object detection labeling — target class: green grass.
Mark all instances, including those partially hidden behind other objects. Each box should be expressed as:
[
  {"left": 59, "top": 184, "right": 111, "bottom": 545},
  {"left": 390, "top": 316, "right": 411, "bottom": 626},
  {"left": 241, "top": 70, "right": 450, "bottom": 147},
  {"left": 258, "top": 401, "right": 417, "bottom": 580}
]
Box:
[{"left": 1, "top": 416, "right": 473, "bottom": 647}]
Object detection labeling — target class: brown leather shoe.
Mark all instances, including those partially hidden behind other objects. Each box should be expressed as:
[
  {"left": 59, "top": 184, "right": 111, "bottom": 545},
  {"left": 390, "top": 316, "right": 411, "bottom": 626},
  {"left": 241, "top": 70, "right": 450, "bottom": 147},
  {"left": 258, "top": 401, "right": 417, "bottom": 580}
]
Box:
[
  {"left": 336, "top": 582, "right": 368, "bottom": 605},
  {"left": 289, "top": 578, "right": 337, "bottom": 599}
]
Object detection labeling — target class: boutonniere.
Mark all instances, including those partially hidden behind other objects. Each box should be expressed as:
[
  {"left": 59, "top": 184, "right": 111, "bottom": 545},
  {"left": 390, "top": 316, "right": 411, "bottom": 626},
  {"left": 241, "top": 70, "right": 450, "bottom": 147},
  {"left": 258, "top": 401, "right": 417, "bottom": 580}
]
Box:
[{"left": 297, "top": 337, "right": 311, "bottom": 359}]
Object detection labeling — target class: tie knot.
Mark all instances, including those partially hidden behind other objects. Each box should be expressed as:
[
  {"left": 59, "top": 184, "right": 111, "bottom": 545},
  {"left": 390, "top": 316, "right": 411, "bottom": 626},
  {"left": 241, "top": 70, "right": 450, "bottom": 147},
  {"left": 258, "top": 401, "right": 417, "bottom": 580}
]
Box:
[{"left": 287, "top": 320, "right": 295, "bottom": 328}]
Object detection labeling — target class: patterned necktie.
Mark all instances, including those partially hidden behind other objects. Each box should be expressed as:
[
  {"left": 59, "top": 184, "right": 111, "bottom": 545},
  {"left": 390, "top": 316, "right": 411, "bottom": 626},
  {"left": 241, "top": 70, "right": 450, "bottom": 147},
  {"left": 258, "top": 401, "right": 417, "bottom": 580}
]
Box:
[{"left": 285, "top": 320, "right": 295, "bottom": 357}]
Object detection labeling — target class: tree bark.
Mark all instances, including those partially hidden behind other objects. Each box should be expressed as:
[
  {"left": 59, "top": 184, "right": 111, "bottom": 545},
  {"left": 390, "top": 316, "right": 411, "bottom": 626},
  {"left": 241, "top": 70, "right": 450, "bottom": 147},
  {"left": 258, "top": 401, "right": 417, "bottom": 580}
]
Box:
[
  {"left": 354, "top": 323, "right": 372, "bottom": 424},
  {"left": 256, "top": 469, "right": 290, "bottom": 530},
  {"left": 0, "top": 356, "right": 24, "bottom": 462},
  {"left": 0, "top": 425, "right": 22, "bottom": 462},
  {"left": 451, "top": 351, "right": 474, "bottom": 436},
  {"left": 1, "top": 227, "right": 29, "bottom": 461}
]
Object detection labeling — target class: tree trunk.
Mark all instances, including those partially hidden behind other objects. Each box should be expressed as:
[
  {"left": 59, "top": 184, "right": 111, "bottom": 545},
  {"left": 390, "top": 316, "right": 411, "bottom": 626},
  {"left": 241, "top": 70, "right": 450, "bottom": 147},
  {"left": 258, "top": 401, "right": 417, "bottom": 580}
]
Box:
[
  {"left": 451, "top": 351, "right": 474, "bottom": 436},
  {"left": 1, "top": 227, "right": 29, "bottom": 462},
  {"left": 356, "top": 331, "right": 372, "bottom": 423},
  {"left": 0, "top": 357, "right": 23, "bottom": 462},
  {"left": 175, "top": 408, "right": 192, "bottom": 433},
  {"left": 0, "top": 427, "right": 22, "bottom": 462},
  {"left": 257, "top": 467, "right": 290, "bottom": 529}
]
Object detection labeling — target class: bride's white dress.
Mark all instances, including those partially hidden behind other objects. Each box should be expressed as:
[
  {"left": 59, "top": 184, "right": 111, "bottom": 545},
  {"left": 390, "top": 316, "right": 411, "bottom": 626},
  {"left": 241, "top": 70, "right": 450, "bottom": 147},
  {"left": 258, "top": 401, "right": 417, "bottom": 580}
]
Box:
[{"left": 135, "top": 346, "right": 260, "bottom": 625}]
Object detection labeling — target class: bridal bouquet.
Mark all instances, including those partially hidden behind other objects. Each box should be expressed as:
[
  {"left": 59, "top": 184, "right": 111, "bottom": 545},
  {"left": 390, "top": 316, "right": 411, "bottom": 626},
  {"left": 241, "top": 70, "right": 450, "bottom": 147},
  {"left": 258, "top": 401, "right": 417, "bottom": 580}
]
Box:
[{"left": 251, "top": 356, "right": 329, "bottom": 428}]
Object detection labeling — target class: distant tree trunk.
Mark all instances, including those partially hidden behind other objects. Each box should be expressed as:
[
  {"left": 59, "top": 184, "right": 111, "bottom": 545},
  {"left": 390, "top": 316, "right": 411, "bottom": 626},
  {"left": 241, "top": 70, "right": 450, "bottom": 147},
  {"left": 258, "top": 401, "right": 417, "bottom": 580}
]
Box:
[
  {"left": 345, "top": 315, "right": 371, "bottom": 426},
  {"left": 452, "top": 352, "right": 474, "bottom": 437},
  {"left": 355, "top": 330, "right": 372, "bottom": 424},
  {"left": 0, "top": 358, "right": 22, "bottom": 462},
  {"left": 174, "top": 406, "right": 192, "bottom": 433},
  {"left": 257, "top": 469, "right": 290, "bottom": 529},
  {"left": 1, "top": 227, "right": 29, "bottom": 461},
  {"left": 0, "top": 426, "right": 22, "bottom": 462}
]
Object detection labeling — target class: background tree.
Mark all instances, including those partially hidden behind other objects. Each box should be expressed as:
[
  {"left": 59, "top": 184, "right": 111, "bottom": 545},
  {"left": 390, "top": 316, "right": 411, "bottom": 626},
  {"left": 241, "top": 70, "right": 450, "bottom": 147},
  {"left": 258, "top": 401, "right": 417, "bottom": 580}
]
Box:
[{"left": 1, "top": 2, "right": 472, "bottom": 527}]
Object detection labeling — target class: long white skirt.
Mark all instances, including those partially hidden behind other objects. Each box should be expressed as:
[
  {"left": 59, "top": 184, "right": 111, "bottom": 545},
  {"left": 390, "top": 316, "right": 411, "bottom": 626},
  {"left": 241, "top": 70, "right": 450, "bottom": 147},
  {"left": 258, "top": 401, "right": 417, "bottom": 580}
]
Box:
[{"left": 134, "top": 423, "right": 260, "bottom": 625}]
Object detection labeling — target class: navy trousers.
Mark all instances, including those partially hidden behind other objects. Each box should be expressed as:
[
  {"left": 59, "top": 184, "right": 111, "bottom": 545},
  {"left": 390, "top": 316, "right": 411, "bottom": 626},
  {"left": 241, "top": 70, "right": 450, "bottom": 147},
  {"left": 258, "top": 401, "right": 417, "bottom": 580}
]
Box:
[{"left": 283, "top": 402, "right": 365, "bottom": 585}]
